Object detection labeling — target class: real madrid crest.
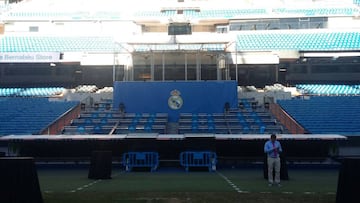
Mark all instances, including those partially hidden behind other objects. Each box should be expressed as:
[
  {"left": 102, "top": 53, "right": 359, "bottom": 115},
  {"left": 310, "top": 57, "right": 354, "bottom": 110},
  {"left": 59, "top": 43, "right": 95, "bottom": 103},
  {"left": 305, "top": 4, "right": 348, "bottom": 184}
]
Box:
[{"left": 168, "top": 89, "right": 183, "bottom": 110}]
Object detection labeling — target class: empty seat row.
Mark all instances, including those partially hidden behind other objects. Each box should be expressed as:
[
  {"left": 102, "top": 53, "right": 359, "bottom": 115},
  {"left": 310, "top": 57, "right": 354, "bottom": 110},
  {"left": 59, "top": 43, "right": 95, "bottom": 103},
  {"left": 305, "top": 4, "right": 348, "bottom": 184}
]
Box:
[
  {"left": 178, "top": 110, "right": 283, "bottom": 134},
  {"left": 278, "top": 96, "right": 360, "bottom": 135},
  {"left": 296, "top": 84, "right": 360, "bottom": 95},
  {"left": 236, "top": 31, "right": 360, "bottom": 51},
  {"left": 62, "top": 124, "right": 167, "bottom": 135},
  {"left": 0, "top": 98, "right": 79, "bottom": 135},
  {"left": 63, "top": 112, "right": 169, "bottom": 135},
  {"left": 0, "top": 87, "right": 65, "bottom": 97},
  {"left": 0, "top": 36, "right": 121, "bottom": 52}
]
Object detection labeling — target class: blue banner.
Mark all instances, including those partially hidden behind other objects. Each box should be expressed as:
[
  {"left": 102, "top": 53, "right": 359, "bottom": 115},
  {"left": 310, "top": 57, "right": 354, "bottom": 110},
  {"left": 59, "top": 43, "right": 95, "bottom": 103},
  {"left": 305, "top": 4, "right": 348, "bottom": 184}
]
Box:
[{"left": 113, "top": 81, "right": 238, "bottom": 122}]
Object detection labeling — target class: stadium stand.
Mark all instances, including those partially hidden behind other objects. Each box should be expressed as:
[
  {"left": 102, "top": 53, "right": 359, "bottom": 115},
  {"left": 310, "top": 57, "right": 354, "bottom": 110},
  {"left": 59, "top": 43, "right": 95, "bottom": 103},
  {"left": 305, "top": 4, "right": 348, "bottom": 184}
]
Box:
[
  {"left": 0, "top": 97, "right": 79, "bottom": 135},
  {"left": 355, "top": 0, "right": 360, "bottom": 6},
  {"left": 178, "top": 113, "right": 229, "bottom": 134},
  {"left": 236, "top": 30, "right": 360, "bottom": 51},
  {"left": 0, "top": 36, "right": 120, "bottom": 52},
  {"left": 0, "top": 0, "right": 357, "bottom": 165},
  {"left": 272, "top": 7, "right": 358, "bottom": 17},
  {"left": 62, "top": 112, "right": 168, "bottom": 135},
  {"left": 296, "top": 84, "right": 360, "bottom": 95},
  {"left": 0, "top": 87, "right": 65, "bottom": 97},
  {"left": 277, "top": 96, "right": 360, "bottom": 135}
]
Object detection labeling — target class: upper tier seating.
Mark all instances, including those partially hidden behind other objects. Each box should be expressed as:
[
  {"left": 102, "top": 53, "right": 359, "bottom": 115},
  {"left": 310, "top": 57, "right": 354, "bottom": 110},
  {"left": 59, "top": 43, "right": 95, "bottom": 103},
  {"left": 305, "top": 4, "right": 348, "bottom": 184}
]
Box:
[
  {"left": 2, "top": 0, "right": 358, "bottom": 21},
  {"left": 355, "top": 0, "right": 360, "bottom": 6},
  {"left": 0, "top": 87, "right": 65, "bottom": 97},
  {"left": 1, "top": 31, "right": 359, "bottom": 53},
  {"left": 272, "top": 7, "right": 358, "bottom": 17},
  {"left": 236, "top": 30, "right": 360, "bottom": 51},
  {"left": 0, "top": 36, "right": 120, "bottom": 52},
  {"left": 134, "top": 7, "right": 358, "bottom": 19},
  {"left": 296, "top": 84, "right": 360, "bottom": 95}
]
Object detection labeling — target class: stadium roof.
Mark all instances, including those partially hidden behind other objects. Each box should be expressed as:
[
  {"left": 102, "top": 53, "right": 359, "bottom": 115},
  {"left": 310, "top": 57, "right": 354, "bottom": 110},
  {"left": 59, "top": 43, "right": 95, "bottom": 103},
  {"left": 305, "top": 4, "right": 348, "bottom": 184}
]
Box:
[{"left": 0, "top": 134, "right": 348, "bottom": 141}]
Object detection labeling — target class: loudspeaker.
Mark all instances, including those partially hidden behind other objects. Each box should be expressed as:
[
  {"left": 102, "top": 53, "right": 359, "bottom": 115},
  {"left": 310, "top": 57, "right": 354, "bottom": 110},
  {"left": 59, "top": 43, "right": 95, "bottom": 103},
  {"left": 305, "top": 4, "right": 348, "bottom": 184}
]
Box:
[
  {"left": 336, "top": 157, "right": 360, "bottom": 203},
  {"left": 0, "top": 157, "right": 43, "bottom": 203},
  {"left": 88, "top": 151, "right": 112, "bottom": 179}
]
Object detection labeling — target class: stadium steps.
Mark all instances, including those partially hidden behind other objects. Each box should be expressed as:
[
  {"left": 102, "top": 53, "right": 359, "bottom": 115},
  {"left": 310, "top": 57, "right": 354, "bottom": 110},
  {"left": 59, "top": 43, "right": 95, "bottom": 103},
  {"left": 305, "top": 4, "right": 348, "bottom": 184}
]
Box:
[{"left": 166, "top": 122, "right": 179, "bottom": 134}]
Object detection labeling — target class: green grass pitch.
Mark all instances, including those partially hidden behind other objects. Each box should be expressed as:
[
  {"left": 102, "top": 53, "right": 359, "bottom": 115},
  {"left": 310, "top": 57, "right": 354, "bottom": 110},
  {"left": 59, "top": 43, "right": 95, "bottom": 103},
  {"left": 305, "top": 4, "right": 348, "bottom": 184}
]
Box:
[{"left": 38, "top": 167, "right": 338, "bottom": 203}]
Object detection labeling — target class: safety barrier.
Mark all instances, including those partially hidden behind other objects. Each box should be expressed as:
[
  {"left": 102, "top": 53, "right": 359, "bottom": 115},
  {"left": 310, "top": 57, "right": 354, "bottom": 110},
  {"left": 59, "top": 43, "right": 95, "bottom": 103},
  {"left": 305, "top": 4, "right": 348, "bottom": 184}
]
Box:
[
  {"left": 179, "top": 151, "right": 217, "bottom": 172},
  {"left": 122, "top": 152, "right": 159, "bottom": 172}
]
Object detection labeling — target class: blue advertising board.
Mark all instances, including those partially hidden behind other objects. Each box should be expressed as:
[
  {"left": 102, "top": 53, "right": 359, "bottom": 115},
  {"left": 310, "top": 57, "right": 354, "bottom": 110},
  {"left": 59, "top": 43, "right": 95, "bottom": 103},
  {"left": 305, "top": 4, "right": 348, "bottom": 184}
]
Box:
[{"left": 113, "top": 81, "right": 238, "bottom": 122}]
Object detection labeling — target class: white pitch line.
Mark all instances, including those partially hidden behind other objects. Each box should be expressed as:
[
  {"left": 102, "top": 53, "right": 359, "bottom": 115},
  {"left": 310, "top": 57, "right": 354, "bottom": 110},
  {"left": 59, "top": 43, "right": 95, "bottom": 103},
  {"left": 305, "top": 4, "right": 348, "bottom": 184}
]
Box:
[
  {"left": 69, "top": 180, "right": 98, "bottom": 193},
  {"left": 68, "top": 172, "right": 122, "bottom": 193},
  {"left": 217, "top": 171, "right": 246, "bottom": 193}
]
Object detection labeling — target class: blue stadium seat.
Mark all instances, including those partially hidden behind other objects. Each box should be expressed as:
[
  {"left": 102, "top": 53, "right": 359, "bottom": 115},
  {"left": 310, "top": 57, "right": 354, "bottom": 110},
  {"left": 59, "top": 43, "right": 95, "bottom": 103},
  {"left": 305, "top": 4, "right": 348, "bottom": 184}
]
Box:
[
  {"left": 144, "top": 124, "right": 152, "bottom": 133},
  {"left": 236, "top": 31, "right": 360, "bottom": 51},
  {"left": 0, "top": 36, "right": 120, "bottom": 52},
  {"left": 93, "top": 125, "right": 103, "bottom": 134},
  {"left": 259, "top": 126, "right": 266, "bottom": 134},
  {"left": 77, "top": 126, "right": 86, "bottom": 134},
  {"left": 278, "top": 96, "right": 360, "bottom": 135},
  {"left": 128, "top": 124, "right": 136, "bottom": 133},
  {"left": 0, "top": 98, "right": 79, "bottom": 136},
  {"left": 296, "top": 84, "right": 360, "bottom": 95}
]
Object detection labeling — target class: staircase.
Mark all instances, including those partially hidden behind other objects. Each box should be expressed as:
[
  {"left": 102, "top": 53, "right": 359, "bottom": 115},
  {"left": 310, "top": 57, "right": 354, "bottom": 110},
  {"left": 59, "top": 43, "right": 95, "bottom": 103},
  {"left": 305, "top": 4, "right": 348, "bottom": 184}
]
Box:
[{"left": 166, "top": 122, "right": 179, "bottom": 134}]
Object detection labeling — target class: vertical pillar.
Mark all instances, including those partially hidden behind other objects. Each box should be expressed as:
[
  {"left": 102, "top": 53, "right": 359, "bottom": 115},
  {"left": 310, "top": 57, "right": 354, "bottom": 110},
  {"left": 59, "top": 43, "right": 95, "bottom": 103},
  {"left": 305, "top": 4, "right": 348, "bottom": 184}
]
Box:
[
  {"left": 162, "top": 53, "right": 165, "bottom": 81},
  {"left": 235, "top": 46, "right": 238, "bottom": 82},
  {"left": 112, "top": 52, "right": 116, "bottom": 82},
  {"left": 217, "top": 54, "right": 225, "bottom": 80},
  {"left": 150, "top": 52, "right": 155, "bottom": 81},
  {"left": 196, "top": 52, "right": 201, "bottom": 81},
  {"left": 225, "top": 63, "right": 230, "bottom": 80},
  {"left": 185, "top": 53, "right": 188, "bottom": 81}
]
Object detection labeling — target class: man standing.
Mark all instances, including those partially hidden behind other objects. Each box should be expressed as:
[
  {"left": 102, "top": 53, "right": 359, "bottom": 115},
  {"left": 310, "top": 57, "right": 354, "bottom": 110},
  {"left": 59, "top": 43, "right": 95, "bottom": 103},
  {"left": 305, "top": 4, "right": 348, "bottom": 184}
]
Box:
[{"left": 264, "top": 133, "right": 283, "bottom": 187}]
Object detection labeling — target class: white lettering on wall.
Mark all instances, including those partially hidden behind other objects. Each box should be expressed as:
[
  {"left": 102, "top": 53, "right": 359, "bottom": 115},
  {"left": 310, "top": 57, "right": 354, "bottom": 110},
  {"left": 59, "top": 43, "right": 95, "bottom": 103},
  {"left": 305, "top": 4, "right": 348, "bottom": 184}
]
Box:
[{"left": 0, "top": 52, "right": 60, "bottom": 63}]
